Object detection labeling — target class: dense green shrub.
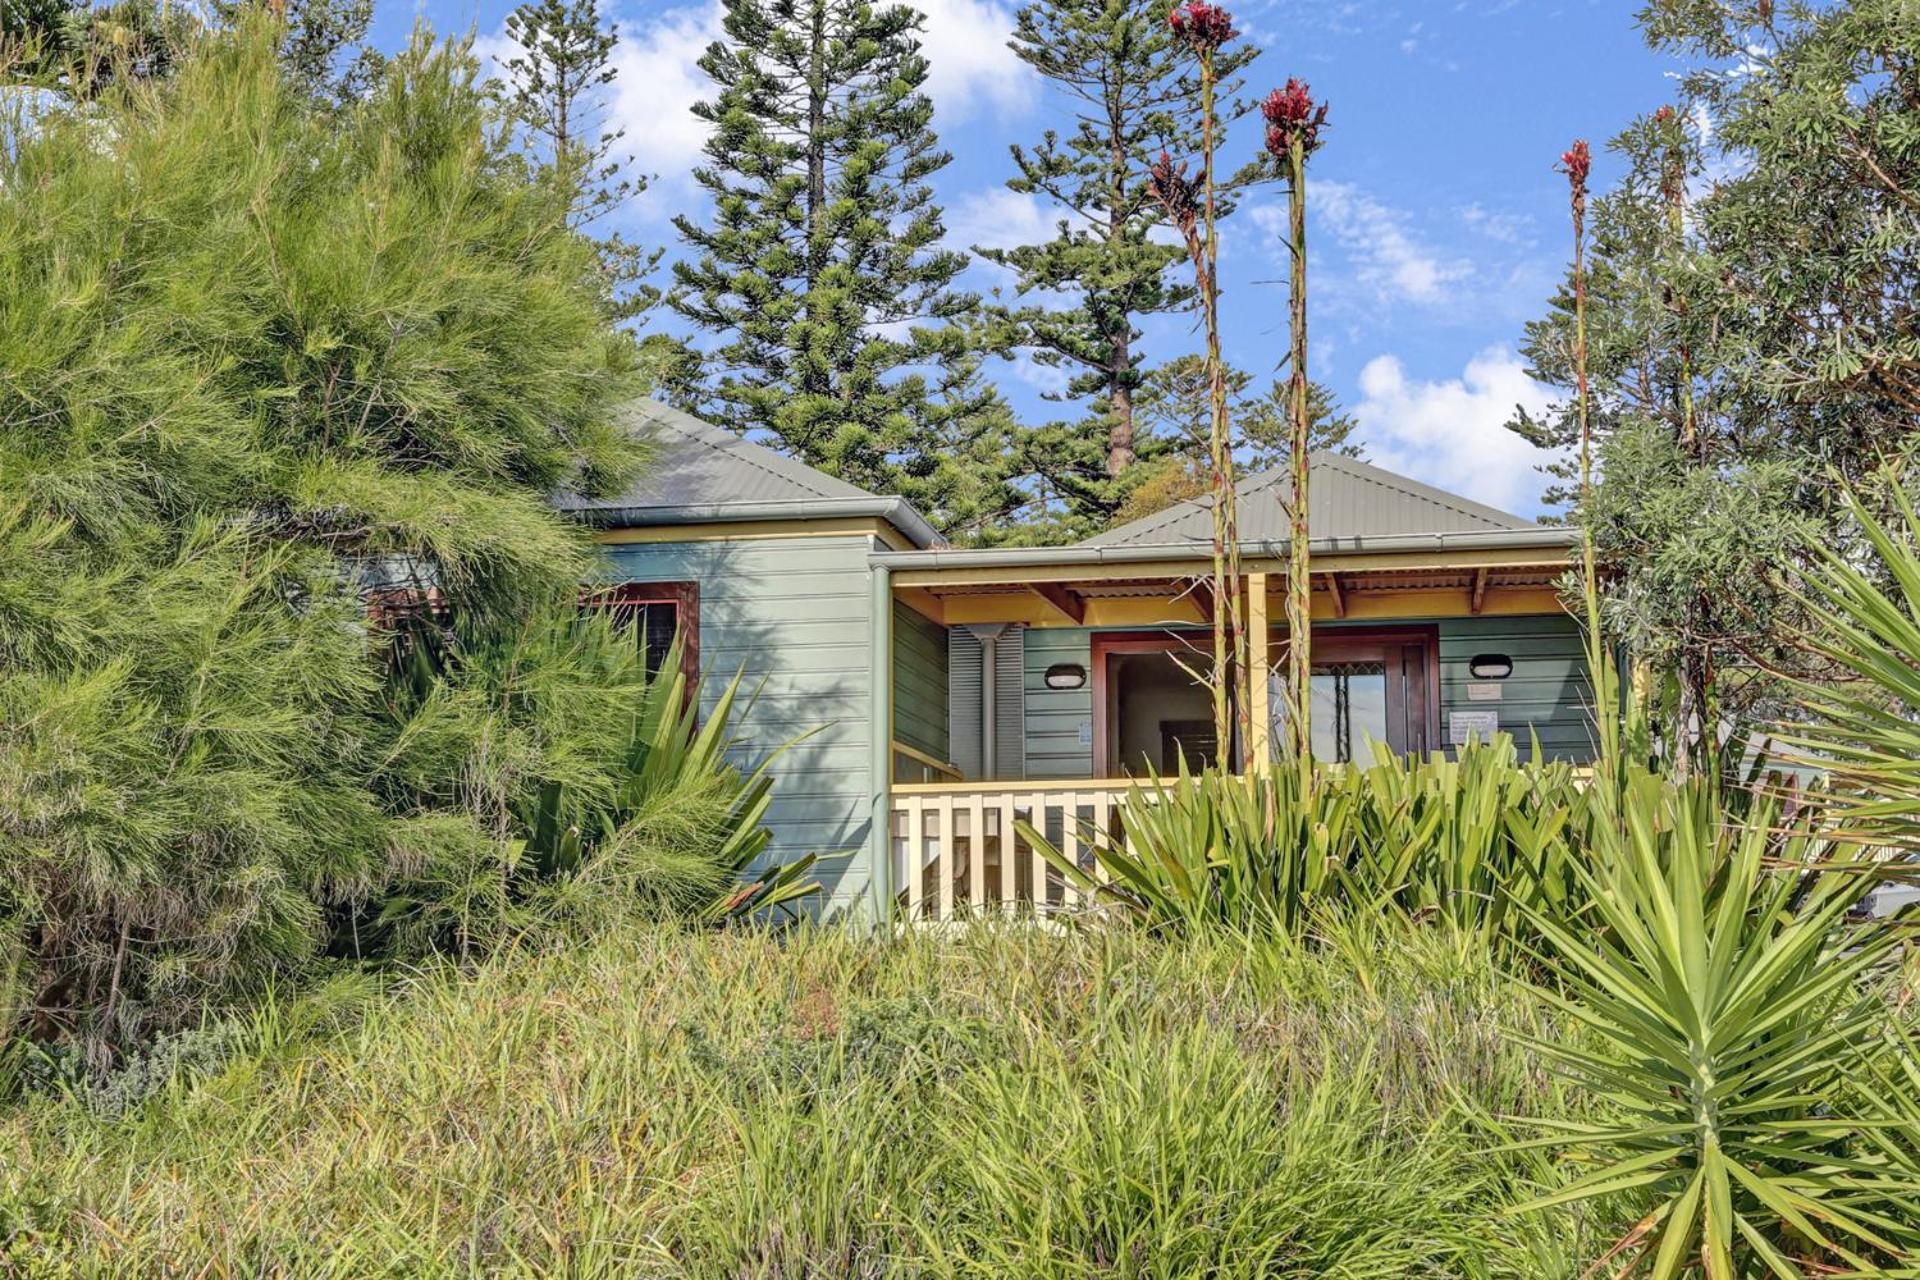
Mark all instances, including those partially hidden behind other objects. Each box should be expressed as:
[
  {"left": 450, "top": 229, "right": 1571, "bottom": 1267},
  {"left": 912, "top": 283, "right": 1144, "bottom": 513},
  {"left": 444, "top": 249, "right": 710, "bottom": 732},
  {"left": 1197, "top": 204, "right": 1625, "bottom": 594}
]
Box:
[
  {"left": 372, "top": 620, "right": 821, "bottom": 958},
  {"left": 0, "top": 18, "right": 642, "bottom": 1060}
]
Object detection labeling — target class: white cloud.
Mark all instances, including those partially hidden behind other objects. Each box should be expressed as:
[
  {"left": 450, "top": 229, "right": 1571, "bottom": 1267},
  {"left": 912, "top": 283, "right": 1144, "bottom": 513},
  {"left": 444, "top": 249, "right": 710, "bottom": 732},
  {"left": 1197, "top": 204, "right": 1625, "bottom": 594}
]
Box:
[
  {"left": 474, "top": 2, "right": 722, "bottom": 217},
  {"left": 903, "top": 0, "right": 1036, "bottom": 122},
  {"left": 1266, "top": 181, "right": 1471, "bottom": 306},
  {"left": 946, "top": 188, "right": 1060, "bottom": 253},
  {"left": 477, "top": 0, "right": 1030, "bottom": 221},
  {"left": 1459, "top": 202, "right": 1533, "bottom": 246},
  {"left": 1350, "top": 346, "right": 1559, "bottom": 514},
  {"left": 602, "top": 4, "right": 725, "bottom": 182}
]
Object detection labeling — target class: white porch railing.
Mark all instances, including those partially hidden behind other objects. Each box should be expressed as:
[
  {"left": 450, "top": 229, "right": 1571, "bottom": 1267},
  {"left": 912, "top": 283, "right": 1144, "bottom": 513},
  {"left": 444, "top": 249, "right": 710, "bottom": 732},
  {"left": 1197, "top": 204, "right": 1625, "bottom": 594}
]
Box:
[{"left": 889, "top": 780, "right": 1140, "bottom": 921}]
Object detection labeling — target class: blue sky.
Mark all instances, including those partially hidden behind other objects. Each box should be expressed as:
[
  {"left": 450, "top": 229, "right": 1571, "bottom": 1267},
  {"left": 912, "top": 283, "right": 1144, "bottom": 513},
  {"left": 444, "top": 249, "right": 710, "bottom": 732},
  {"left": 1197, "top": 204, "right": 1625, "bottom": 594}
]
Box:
[{"left": 374, "top": 0, "right": 1679, "bottom": 518}]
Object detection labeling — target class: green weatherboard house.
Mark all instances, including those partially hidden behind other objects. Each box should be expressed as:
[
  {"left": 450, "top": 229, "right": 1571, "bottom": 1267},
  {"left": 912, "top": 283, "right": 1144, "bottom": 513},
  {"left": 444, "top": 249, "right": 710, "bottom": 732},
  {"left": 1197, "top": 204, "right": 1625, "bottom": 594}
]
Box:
[{"left": 559, "top": 402, "right": 1594, "bottom": 923}]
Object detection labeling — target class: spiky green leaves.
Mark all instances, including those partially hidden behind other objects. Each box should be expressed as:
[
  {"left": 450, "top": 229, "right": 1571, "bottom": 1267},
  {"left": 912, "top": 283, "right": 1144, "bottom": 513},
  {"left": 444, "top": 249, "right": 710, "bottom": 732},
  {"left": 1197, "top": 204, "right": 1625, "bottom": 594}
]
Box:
[{"left": 1512, "top": 780, "right": 1912, "bottom": 1277}]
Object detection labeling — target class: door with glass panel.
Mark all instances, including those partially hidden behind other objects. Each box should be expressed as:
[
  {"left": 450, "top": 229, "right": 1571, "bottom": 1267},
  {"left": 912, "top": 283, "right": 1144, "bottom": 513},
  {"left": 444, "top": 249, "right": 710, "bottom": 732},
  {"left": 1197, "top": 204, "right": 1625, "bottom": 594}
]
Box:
[{"left": 1270, "top": 629, "right": 1436, "bottom": 762}]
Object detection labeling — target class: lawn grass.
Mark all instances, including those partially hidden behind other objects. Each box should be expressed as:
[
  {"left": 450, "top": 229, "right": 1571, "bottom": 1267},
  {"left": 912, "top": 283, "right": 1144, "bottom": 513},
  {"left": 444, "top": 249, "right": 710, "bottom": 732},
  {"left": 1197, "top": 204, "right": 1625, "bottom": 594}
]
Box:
[{"left": 1, "top": 921, "right": 1636, "bottom": 1277}]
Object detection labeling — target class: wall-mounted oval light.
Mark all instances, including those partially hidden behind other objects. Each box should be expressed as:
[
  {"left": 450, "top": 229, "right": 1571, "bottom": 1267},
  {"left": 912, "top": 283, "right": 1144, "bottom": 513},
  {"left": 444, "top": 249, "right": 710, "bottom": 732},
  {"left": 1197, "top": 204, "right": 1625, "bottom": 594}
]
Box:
[
  {"left": 1468, "top": 653, "right": 1514, "bottom": 680},
  {"left": 1044, "top": 662, "right": 1088, "bottom": 690}
]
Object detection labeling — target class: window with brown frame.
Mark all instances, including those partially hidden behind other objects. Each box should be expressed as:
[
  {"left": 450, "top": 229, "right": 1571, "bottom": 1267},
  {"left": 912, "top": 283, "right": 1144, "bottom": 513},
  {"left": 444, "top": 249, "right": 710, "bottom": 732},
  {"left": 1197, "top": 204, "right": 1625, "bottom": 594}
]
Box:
[{"left": 585, "top": 581, "right": 700, "bottom": 689}]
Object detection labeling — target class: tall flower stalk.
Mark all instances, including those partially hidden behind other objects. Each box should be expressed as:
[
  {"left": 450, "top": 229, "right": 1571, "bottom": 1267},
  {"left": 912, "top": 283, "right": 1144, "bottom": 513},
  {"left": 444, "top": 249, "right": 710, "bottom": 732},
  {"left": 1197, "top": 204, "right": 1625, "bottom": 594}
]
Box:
[
  {"left": 1656, "top": 103, "right": 1715, "bottom": 778},
  {"left": 1153, "top": 0, "right": 1246, "bottom": 761},
  {"left": 1561, "top": 138, "right": 1619, "bottom": 771},
  {"left": 1262, "top": 79, "right": 1328, "bottom": 786}
]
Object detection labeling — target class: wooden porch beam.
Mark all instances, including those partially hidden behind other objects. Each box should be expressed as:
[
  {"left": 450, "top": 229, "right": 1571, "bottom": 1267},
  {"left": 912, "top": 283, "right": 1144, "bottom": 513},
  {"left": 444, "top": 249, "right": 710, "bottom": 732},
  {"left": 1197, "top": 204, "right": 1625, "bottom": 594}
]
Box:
[
  {"left": 1323, "top": 572, "right": 1347, "bottom": 618},
  {"left": 1469, "top": 567, "right": 1489, "bottom": 614},
  {"left": 1027, "top": 580, "right": 1086, "bottom": 624},
  {"left": 895, "top": 586, "right": 947, "bottom": 624}
]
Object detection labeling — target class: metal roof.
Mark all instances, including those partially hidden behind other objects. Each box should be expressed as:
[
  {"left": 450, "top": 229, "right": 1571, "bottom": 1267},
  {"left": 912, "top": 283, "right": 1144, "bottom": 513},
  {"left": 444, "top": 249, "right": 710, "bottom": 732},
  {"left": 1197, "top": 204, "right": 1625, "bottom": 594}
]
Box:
[
  {"left": 555, "top": 400, "right": 941, "bottom": 548},
  {"left": 1081, "top": 451, "right": 1535, "bottom": 548}
]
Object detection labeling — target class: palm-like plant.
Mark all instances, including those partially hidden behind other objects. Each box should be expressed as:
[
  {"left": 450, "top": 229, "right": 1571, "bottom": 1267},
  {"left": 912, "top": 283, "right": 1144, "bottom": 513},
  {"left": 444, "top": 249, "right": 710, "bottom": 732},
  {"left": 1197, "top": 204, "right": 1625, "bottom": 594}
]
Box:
[
  {"left": 377, "top": 620, "right": 821, "bottom": 955},
  {"left": 1783, "top": 478, "right": 1920, "bottom": 852},
  {"left": 1513, "top": 778, "right": 1909, "bottom": 1277}
]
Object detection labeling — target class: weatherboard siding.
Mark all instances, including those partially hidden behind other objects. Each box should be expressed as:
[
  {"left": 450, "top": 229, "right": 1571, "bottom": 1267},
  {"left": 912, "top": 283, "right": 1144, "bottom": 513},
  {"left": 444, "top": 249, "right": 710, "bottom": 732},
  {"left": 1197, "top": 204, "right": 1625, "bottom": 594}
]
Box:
[
  {"left": 1024, "top": 628, "right": 1097, "bottom": 779},
  {"left": 892, "top": 603, "right": 949, "bottom": 768},
  {"left": 1015, "top": 616, "right": 1595, "bottom": 776},
  {"left": 595, "top": 535, "right": 877, "bottom": 912},
  {"left": 1436, "top": 614, "right": 1596, "bottom": 763}
]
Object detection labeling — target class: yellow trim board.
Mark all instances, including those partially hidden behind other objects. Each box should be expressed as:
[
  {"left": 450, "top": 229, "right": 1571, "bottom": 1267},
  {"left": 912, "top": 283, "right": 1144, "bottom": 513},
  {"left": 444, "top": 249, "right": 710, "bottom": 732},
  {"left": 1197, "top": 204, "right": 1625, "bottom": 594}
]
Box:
[
  {"left": 889, "top": 544, "right": 1572, "bottom": 588},
  {"left": 902, "top": 584, "right": 1565, "bottom": 628}
]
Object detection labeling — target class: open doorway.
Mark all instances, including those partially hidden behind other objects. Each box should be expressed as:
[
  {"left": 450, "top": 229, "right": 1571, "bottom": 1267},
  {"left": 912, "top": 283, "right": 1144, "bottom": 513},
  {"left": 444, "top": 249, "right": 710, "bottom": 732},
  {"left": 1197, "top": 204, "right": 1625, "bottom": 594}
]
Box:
[{"left": 1094, "top": 633, "right": 1229, "bottom": 776}]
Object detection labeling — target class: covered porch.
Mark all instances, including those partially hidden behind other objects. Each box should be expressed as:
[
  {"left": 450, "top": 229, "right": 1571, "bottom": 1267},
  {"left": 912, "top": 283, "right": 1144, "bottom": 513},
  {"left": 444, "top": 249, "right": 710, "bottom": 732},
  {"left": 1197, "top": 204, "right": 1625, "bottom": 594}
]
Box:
[{"left": 869, "top": 531, "right": 1588, "bottom": 921}]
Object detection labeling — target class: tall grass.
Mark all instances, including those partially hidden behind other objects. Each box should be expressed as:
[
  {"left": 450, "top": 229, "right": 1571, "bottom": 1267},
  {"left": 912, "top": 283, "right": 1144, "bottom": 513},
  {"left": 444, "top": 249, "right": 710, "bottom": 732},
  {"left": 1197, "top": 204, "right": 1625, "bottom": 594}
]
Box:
[{"left": 1, "top": 922, "right": 1636, "bottom": 1277}]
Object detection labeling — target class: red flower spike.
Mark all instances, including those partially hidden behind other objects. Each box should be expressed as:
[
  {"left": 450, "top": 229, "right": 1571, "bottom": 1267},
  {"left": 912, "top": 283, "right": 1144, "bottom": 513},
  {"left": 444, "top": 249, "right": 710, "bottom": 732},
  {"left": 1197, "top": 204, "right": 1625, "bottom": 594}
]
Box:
[
  {"left": 1261, "top": 78, "right": 1328, "bottom": 158},
  {"left": 1559, "top": 139, "right": 1591, "bottom": 193},
  {"left": 1653, "top": 104, "right": 1675, "bottom": 123},
  {"left": 1167, "top": 0, "right": 1236, "bottom": 53}
]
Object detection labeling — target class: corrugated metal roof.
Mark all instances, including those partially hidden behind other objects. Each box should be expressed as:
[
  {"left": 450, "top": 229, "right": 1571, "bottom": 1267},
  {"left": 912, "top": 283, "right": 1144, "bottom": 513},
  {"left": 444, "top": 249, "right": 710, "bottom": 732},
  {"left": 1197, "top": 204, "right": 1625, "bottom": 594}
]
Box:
[
  {"left": 1081, "top": 452, "right": 1535, "bottom": 548},
  {"left": 557, "top": 400, "right": 877, "bottom": 512}
]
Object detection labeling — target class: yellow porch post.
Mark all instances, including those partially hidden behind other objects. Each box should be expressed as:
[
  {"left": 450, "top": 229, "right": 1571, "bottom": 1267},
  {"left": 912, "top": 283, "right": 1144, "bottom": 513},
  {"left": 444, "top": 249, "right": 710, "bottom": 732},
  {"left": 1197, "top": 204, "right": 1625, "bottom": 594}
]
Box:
[{"left": 1248, "top": 572, "right": 1271, "bottom": 770}]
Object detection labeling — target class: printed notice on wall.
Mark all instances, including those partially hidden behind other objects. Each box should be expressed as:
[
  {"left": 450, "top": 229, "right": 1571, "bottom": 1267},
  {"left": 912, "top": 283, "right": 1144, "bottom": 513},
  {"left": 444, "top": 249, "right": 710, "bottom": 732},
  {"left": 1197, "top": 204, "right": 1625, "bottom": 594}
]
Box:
[
  {"left": 1448, "top": 710, "right": 1500, "bottom": 745},
  {"left": 1465, "top": 682, "right": 1504, "bottom": 702}
]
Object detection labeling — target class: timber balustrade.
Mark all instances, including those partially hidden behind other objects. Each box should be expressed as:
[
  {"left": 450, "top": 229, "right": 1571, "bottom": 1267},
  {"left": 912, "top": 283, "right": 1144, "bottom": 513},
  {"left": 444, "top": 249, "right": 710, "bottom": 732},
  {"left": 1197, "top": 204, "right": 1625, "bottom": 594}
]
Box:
[{"left": 888, "top": 780, "right": 1138, "bottom": 921}]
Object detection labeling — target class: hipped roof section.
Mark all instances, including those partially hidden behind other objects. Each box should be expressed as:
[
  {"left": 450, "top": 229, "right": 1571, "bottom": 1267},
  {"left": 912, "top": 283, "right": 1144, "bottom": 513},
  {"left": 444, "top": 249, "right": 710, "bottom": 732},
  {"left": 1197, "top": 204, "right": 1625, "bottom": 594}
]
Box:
[{"left": 554, "top": 400, "right": 943, "bottom": 549}]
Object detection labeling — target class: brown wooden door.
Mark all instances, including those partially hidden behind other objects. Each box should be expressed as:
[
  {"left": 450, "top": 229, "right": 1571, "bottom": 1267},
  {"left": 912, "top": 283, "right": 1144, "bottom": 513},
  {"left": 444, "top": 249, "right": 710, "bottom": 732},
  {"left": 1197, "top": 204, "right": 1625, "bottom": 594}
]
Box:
[{"left": 1283, "top": 629, "right": 1438, "bottom": 761}]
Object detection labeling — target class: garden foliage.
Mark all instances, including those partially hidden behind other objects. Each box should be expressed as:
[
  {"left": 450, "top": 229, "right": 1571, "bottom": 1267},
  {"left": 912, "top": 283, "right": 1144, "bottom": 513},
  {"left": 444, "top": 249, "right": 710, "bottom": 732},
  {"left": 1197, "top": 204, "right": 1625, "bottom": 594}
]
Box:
[{"left": 0, "top": 18, "right": 650, "bottom": 1059}]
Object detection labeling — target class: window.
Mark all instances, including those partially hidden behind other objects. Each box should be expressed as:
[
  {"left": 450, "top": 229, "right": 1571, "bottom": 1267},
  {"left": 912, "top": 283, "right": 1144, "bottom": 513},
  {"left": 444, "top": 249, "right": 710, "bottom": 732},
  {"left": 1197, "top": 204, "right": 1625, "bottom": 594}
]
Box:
[
  {"left": 586, "top": 582, "right": 699, "bottom": 687},
  {"left": 1309, "top": 661, "right": 1389, "bottom": 763},
  {"left": 1270, "top": 629, "right": 1437, "bottom": 761}
]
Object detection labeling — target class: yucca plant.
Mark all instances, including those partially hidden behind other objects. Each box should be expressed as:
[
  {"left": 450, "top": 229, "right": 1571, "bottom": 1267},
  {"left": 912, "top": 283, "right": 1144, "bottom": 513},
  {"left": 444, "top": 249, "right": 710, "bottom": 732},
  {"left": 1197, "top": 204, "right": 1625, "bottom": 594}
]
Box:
[
  {"left": 1512, "top": 777, "right": 1910, "bottom": 1277},
  {"left": 1782, "top": 477, "right": 1920, "bottom": 854},
  {"left": 1022, "top": 757, "right": 1358, "bottom": 937}
]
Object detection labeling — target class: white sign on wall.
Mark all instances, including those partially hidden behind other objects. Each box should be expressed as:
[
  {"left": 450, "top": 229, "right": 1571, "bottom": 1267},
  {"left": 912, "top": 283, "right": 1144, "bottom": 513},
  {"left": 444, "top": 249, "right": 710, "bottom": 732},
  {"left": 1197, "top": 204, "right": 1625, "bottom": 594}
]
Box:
[
  {"left": 1448, "top": 710, "right": 1500, "bottom": 745},
  {"left": 1465, "top": 682, "right": 1504, "bottom": 702}
]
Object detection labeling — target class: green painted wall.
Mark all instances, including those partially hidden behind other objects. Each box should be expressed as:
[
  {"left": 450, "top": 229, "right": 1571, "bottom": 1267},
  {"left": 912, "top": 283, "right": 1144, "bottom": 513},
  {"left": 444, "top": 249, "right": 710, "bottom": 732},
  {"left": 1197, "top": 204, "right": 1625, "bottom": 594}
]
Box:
[
  {"left": 1024, "top": 628, "right": 1097, "bottom": 779},
  {"left": 1436, "top": 614, "right": 1595, "bottom": 763},
  {"left": 595, "top": 535, "right": 878, "bottom": 914},
  {"left": 1015, "top": 615, "right": 1596, "bottom": 775},
  {"left": 891, "top": 602, "right": 948, "bottom": 767}
]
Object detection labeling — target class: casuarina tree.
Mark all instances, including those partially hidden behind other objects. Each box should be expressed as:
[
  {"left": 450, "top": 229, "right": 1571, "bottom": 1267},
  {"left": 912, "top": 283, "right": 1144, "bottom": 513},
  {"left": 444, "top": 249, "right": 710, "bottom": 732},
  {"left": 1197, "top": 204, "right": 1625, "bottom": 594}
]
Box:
[
  {"left": 1511, "top": 0, "right": 1920, "bottom": 764},
  {"left": 669, "top": 0, "right": 1012, "bottom": 536},
  {"left": 0, "top": 18, "right": 641, "bottom": 1063}
]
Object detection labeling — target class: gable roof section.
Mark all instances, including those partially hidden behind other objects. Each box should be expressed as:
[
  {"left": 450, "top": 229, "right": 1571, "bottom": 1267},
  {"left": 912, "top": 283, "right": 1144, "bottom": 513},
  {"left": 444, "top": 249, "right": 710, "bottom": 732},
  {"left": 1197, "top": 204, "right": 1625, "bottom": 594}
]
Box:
[
  {"left": 556, "top": 400, "right": 941, "bottom": 548},
  {"left": 1081, "top": 451, "right": 1535, "bottom": 548}
]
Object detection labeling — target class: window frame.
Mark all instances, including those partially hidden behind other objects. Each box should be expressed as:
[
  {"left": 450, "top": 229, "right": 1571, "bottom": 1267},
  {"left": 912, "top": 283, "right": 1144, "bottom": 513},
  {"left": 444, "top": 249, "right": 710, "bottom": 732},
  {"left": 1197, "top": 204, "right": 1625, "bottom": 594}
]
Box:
[{"left": 585, "top": 580, "right": 701, "bottom": 694}]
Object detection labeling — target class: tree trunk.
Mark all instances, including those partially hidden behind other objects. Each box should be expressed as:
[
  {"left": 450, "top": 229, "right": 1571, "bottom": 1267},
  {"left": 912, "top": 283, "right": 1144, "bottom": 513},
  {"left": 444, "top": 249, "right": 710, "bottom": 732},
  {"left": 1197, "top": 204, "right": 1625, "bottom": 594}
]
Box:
[{"left": 1105, "top": 92, "right": 1135, "bottom": 476}]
